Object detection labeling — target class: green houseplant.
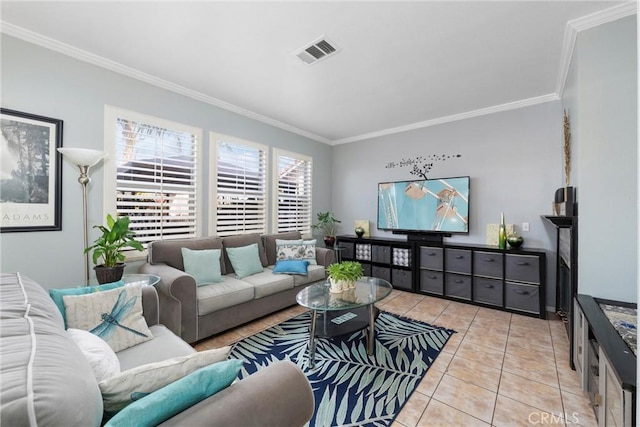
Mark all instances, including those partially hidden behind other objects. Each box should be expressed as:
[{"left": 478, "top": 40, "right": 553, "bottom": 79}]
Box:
[
  {"left": 85, "top": 214, "right": 144, "bottom": 284},
  {"left": 312, "top": 211, "right": 341, "bottom": 247},
  {"left": 326, "top": 261, "right": 364, "bottom": 293}
]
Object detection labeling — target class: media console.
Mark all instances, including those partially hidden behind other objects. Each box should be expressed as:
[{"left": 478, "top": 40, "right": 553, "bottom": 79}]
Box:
[{"left": 337, "top": 235, "right": 546, "bottom": 319}]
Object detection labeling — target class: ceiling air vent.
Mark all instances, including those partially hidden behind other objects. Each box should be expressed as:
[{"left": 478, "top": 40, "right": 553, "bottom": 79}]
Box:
[{"left": 293, "top": 37, "right": 339, "bottom": 65}]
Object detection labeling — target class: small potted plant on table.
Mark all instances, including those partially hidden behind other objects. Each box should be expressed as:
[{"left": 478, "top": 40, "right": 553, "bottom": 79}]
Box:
[
  {"left": 85, "top": 214, "right": 144, "bottom": 284},
  {"left": 312, "top": 211, "right": 341, "bottom": 247},
  {"left": 326, "top": 261, "right": 364, "bottom": 293}
]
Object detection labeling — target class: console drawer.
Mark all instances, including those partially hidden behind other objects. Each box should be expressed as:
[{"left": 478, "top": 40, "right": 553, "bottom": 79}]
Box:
[
  {"left": 420, "top": 270, "right": 443, "bottom": 295},
  {"left": 362, "top": 263, "right": 372, "bottom": 277},
  {"left": 505, "top": 254, "right": 540, "bottom": 284},
  {"left": 420, "top": 247, "right": 443, "bottom": 271},
  {"left": 473, "top": 277, "right": 503, "bottom": 306},
  {"left": 372, "top": 245, "right": 391, "bottom": 264},
  {"left": 445, "top": 273, "right": 471, "bottom": 300},
  {"left": 341, "top": 242, "right": 354, "bottom": 259},
  {"left": 371, "top": 265, "right": 390, "bottom": 282},
  {"left": 392, "top": 269, "right": 412, "bottom": 291},
  {"left": 505, "top": 282, "right": 540, "bottom": 314},
  {"left": 474, "top": 251, "right": 503, "bottom": 279},
  {"left": 445, "top": 249, "right": 471, "bottom": 274}
]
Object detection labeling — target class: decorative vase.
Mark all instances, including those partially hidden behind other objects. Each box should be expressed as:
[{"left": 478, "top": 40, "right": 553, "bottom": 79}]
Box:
[
  {"left": 507, "top": 234, "right": 524, "bottom": 249},
  {"left": 329, "top": 278, "right": 343, "bottom": 293},
  {"left": 498, "top": 212, "right": 506, "bottom": 250},
  {"left": 94, "top": 263, "right": 126, "bottom": 284},
  {"left": 355, "top": 227, "right": 364, "bottom": 238},
  {"left": 324, "top": 236, "right": 336, "bottom": 247}
]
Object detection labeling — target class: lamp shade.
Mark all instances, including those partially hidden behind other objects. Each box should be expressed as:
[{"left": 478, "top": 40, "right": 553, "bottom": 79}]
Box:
[{"left": 58, "top": 148, "right": 106, "bottom": 167}]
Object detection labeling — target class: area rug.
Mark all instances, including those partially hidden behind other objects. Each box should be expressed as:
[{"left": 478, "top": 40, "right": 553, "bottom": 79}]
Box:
[{"left": 229, "top": 311, "right": 455, "bottom": 427}]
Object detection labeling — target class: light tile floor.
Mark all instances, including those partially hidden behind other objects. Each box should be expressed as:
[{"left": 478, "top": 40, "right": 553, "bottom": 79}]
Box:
[{"left": 194, "top": 290, "right": 597, "bottom": 427}]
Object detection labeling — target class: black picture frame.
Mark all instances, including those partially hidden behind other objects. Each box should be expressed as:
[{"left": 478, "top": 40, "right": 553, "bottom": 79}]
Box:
[{"left": 0, "top": 108, "right": 63, "bottom": 232}]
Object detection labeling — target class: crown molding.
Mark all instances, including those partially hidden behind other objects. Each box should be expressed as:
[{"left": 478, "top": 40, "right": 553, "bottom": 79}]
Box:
[
  {"left": 556, "top": 1, "right": 637, "bottom": 96},
  {"left": 0, "top": 21, "right": 332, "bottom": 145},
  {"left": 332, "top": 93, "right": 560, "bottom": 145}
]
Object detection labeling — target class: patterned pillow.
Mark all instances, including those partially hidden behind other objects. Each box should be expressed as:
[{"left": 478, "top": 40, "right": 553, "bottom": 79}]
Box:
[
  {"left": 63, "top": 285, "right": 152, "bottom": 353},
  {"left": 100, "top": 346, "right": 231, "bottom": 414},
  {"left": 276, "top": 239, "right": 317, "bottom": 265}
]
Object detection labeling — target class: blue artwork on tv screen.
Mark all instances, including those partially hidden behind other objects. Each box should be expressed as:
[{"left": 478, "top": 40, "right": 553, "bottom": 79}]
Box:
[{"left": 377, "top": 176, "right": 469, "bottom": 234}]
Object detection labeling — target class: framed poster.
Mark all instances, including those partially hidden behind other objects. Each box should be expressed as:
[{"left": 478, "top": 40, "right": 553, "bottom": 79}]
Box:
[{"left": 1, "top": 108, "right": 63, "bottom": 232}]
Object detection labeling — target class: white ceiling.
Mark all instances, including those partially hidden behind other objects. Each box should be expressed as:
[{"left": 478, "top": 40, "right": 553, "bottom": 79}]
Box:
[{"left": 0, "top": 1, "right": 634, "bottom": 145}]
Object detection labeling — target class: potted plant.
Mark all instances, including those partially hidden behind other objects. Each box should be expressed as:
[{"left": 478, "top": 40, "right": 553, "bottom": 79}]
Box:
[
  {"left": 312, "top": 211, "right": 341, "bottom": 247},
  {"left": 85, "top": 214, "right": 144, "bottom": 284},
  {"left": 326, "top": 261, "right": 364, "bottom": 293}
]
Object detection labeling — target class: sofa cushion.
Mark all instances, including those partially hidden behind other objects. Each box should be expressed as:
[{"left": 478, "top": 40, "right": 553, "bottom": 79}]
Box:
[
  {"left": 263, "top": 231, "right": 302, "bottom": 265},
  {"left": 221, "top": 233, "right": 268, "bottom": 274},
  {"left": 63, "top": 285, "right": 153, "bottom": 352},
  {"left": 181, "top": 248, "right": 223, "bottom": 285},
  {"left": 49, "top": 280, "right": 125, "bottom": 327},
  {"left": 148, "top": 237, "right": 224, "bottom": 273},
  {"left": 104, "top": 359, "right": 243, "bottom": 427},
  {"left": 100, "top": 346, "right": 232, "bottom": 414},
  {"left": 226, "top": 243, "right": 264, "bottom": 279},
  {"left": 0, "top": 273, "right": 103, "bottom": 427},
  {"left": 196, "top": 278, "right": 255, "bottom": 316},
  {"left": 67, "top": 328, "right": 121, "bottom": 382},
  {"left": 241, "top": 270, "right": 295, "bottom": 299},
  {"left": 117, "top": 325, "right": 195, "bottom": 371}
]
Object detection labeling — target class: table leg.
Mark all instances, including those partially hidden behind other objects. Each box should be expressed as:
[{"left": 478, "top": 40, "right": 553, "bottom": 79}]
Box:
[
  {"left": 367, "top": 304, "right": 375, "bottom": 354},
  {"left": 309, "top": 309, "right": 317, "bottom": 368}
]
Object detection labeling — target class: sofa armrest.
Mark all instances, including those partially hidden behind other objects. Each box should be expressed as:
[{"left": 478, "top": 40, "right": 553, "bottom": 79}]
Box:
[
  {"left": 315, "top": 246, "right": 334, "bottom": 267},
  {"left": 140, "top": 286, "right": 160, "bottom": 326},
  {"left": 139, "top": 263, "right": 198, "bottom": 343},
  {"left": 159, "top": 360, "right": 314, "bottom": 427}
]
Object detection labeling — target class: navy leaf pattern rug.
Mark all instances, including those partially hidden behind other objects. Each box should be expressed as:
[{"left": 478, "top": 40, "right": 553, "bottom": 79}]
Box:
[{"left": 230, "top": 311, "right": 455, "bottom": 427}]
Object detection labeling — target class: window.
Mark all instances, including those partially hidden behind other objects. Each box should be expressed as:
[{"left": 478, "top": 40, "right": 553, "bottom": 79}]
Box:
[
  {"left": 273, "top": 149, "right": 312, "bottom": 235},
  {"left": 211, "top": 133, "right": 267, "bottom": 236},
  {"left": 104, "top": 107, "right": 202, "bottom": 255}
]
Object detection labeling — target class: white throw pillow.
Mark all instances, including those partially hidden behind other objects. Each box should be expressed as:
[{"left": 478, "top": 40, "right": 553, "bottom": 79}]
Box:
[
  {"left": 99, "top": 346, "right": 232, "bottom": 414},
  {"left": 67, "top": 328, "right": 121, "bottom": 382},
  {"left": 63, "top": 284, "right": 153, "bottom": 353}
]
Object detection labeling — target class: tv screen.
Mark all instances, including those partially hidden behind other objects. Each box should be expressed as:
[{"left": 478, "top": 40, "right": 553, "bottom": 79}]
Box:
[{"left": 377, "top": 176, "right": 469, "bottom": 234}]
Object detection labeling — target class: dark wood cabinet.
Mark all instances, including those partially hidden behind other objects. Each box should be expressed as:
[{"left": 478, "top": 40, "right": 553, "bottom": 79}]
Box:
[{"left": 337, "top": 235, "right": 547, "bottom": 318}]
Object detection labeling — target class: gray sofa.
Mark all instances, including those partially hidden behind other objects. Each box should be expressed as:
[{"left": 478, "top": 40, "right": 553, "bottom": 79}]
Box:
[
  {"left": 0, "top": 272, "right": 314, "bottom": 427},
  {"left": 141, "top": 232, "right": 334, "bottom": 343}
]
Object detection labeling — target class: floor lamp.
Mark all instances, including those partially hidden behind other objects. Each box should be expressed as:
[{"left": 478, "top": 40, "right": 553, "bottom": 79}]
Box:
[{"left": 58, "top": 148, "right": 106, "bottom": 285}]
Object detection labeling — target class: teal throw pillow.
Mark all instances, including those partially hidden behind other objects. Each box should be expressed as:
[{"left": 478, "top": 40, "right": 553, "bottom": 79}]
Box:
[
  {"left": 104, "top": 359, "right": 243, "bottom": 427},
  {"left": 181, "top": 248, "right": 223, "bottom": 286},
  {"left": 226, "top": 243, "right": 264, "bottom": 279},
  {"left": 49, "top": 280, "right": 125, "bottom": 328},
  {"left": 273, "top": 260, "right": 309, "bottom": 276}
]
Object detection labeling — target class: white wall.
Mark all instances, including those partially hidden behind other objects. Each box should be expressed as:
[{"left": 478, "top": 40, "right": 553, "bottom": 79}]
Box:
[
  {"left": 0, "top": 35, "right": 333, "bottom": 289},
  {"left": 332, "top": 101, "right": 563, "bottom": 310},
  {"left": 563, "top": 16, "right": 637, "bottom": 303}
]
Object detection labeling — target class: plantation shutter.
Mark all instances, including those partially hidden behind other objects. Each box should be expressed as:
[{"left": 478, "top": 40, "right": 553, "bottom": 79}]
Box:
[
  {"left": 275, "top": 150, "right": 312, "bottom": 234},
  {"left": 215, "top": 138, "right": 267, "bottom": 236},
  {"left": 115, "top": 117, "right": 199, "bottom": 247}
]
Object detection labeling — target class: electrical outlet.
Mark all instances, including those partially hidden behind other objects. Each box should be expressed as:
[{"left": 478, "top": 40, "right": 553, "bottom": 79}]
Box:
[{"left": 522, "top": 222, "right": 530, "bottom": 232}]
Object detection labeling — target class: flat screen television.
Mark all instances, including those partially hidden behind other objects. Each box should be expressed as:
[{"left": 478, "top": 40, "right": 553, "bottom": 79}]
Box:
[{"left": 377, "top": 176, "right": 469, "bottom": 234}]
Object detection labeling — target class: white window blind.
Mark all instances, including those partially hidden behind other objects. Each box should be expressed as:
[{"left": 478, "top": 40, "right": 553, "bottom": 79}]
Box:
[
  {"left": 274, "top": 149, "right": 312, "bottom": 234},
  {"left": 109, "top": 110, "right": 201, "bottom": 249},
  {"left": 213, "top": 135, "right": 267, "bottom": 236}
]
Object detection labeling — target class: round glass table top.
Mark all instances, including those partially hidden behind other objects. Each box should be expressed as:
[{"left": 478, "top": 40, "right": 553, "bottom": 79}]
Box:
[
  {"left": 296, "top": 277, "right": 392, "bottom": 311},
  {"left": 88, "top": 273, "right": 160, "bottom": 287},
  {"left": 121, "top": 274, "right": 161, "bottom": 287}
]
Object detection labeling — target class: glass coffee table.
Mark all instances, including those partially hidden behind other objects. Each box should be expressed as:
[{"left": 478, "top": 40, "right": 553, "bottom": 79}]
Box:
[{"left": 296, "top": 277, "right": 393, "bottom": 367}]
